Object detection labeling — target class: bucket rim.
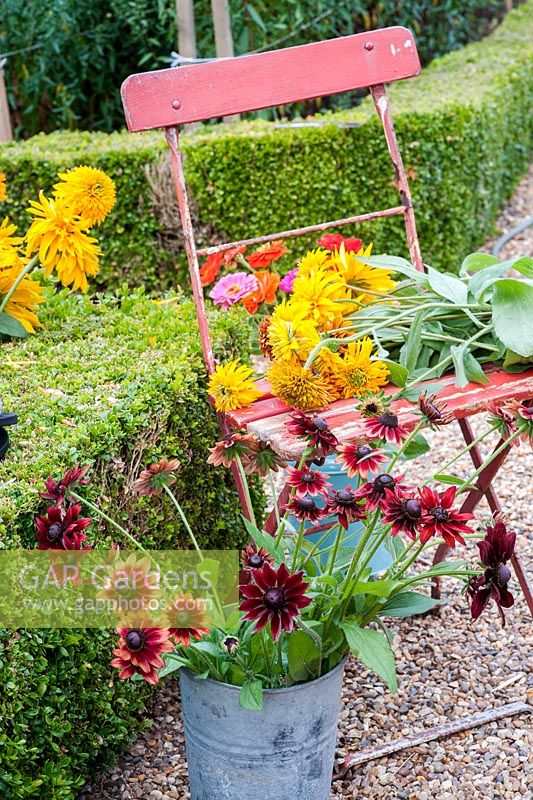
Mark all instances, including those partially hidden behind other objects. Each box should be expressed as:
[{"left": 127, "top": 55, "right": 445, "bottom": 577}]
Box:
[{"left": 179, "top": 653, "right": 348, "bottom": 696}]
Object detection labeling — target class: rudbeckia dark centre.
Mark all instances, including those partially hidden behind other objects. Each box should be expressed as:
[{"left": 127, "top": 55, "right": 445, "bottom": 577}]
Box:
[
  {"left": 302, "top": 471, "right": 315, "bottom": 483},
  {"left": 378, "top": 412, "right": 398, "bottom": 428},
  {"left": 337, "top": 489, "right": 355, "bottom": 503},
  {"left": 496, "top": 564, "right": 511, "bottom": 586},
  {"left": 264, "top": 587, "right": 286, "bottom": 610},
  {"left": 403, "top": 499, "right": 422, "bottom": 519},
  {"left": 248, "top": 553, "right": 264, "bottom": 568},
  {"left": 356, "top": 445, "right": 372, "bottom": 458},
  {"left": 298, "top": 496, "right": 317, "bottom": 511},
  {"left": 374, "top": 474, "right": 395, "bottom": 492},
  {"left": 432, "top": 506, "right": 449, "bottom": 522},
  {"left": 125, "top": 629, "right": 145, "bottom": 652},
  {"left": 47, "top": 523, "right": 62, "bottom": 542},
  {"left": 313, "top": 417, "right": 328, "bottom": 431}
]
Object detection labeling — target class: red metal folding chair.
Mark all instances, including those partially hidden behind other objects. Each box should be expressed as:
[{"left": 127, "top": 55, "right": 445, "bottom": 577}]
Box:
[{"left": 121, "top": 27, "right": 533, "bottom": 617}]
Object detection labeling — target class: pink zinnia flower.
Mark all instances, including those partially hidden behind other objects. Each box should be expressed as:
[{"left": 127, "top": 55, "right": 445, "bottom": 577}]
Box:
[
  {"left": 209, "top": 272, "right": 258, "bottom": 310},
  {"left": 279, "top": 268, "right": 298, "bottom": 293}
]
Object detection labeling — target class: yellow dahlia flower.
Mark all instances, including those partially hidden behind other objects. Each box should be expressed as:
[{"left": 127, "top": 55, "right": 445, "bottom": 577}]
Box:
[
  {"left": 54, "top": 166, "right": 116, "bottom": 226},
  {"left": 0, "top": 263, "right": 44, "bottom": 333},
  {"left": 332, "top": 243, "right": 397, "bottom": 305},
  {"left": 0, "top": 173, "right": 6, "bottom": 202},
  {"left": 26, "top": 193, "right": 102, "bottom": 292},
  {"left": 297, "top": 248, "right": 331, "bottom": 276},
  {"left": 268, "top": 300, "right": 320, "bottom": 362},
  {"left": 0, "top": 217, "right": 23, "bottom": 250},
  {"left": 208, "top": 360, "right": 262, "bottom": 412},
  {"left": 324, "top": 338, "right": 389, "bottom": 399},
  {"left": 267, "top": 360, "right": 331, "bottom": 411},
  {"left": 291, "top": 266, "right": 346, "bottom": 327}
]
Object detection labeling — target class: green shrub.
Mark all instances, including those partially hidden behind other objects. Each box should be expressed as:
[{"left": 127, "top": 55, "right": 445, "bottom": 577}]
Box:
[
  {"left": 1, "top": 2, "right": 531, "bottom": 291},
  {"left": 0, "top": 290, "right": 264, "bottom": 799}
]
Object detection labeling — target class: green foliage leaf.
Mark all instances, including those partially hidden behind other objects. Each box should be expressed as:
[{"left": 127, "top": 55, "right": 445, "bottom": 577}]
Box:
[
  {"left": 492, "top": 279, "right": 533, "bottom": 357},
  {"left": 242, "top": 517, "right": 281, "bottom": 559},
  {"left": 403, "top": 432, "right": 430, "bottom": 459},
  {"left": 342, "top": 621, "right": 397, "bottom": 692},
  {"left": 287, "top": 630, "right": 321, "bottom": 682},
  {"left": 382, "top": 359, "right": 408, "bottom": 388},
  {"left": 0, "top": 312, "right": 28, "bottom": 338},
  {"left": 354, "top": 255, "right": 429, "bottom": 285},
  {"left": 433, "top": 473, "right": 465, "bottom": 485},
  {"left": 380, "top": 591, "right": 441, "bottom": 617},
  {"left": 239, "top": 678, "right": 263, "bottom": 711},
  {"left": 351, "top": 580, "right": 401, "bottom": 597},
  {"left": 460, "top": 252, "right": 500, "bottom": 275},
  {"left": 427, "top": 266, "right": 468, "bottom": 305},
  {"left": 399, "top": 308, "right": 425, "bottom": 373}
]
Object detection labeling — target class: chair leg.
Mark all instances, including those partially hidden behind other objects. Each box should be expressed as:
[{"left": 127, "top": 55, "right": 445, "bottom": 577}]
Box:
[
  {"left": 431, "top": 420, "right": 533, "bottom": 616},
  {"left": 264, "top": 482, "right": 291, "bottom": 535}
]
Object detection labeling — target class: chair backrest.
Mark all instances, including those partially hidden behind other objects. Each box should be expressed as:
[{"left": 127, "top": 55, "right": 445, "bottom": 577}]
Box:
[{"left": 121, "top": 26, "right": 423, "bottom": 374}]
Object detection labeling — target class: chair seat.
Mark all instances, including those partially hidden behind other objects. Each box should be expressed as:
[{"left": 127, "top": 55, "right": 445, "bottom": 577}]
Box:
[{"left": 225, "top": 366, "right": 533, "bottom": 460}]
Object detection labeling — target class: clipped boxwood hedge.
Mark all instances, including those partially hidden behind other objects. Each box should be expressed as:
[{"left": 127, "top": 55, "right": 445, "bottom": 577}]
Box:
[
  {"left": 0, "top": 290, "right": 263, "bottom": 798},
  {"left": 0, "top": 2, "right": 532, "bottom": 293}
]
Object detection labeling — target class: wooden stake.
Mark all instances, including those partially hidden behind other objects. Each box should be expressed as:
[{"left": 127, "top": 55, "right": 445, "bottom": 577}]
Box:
[
  {"left": 0, "top": 60, "right": 13, "bottom": 142},
  {"left": 176, "top": 0, "right": 196, "bottom": 59},
  {"left": 210, "top": 0, "right": 238, "bottom": 121}
]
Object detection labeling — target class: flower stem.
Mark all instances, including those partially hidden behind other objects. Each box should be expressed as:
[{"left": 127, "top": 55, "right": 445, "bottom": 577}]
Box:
[
  {"left": 234, "top": 454, "right": 257, "bottom": 527},
  {"left": 456, "top": 426, "right": 524, "bottom": 495},
  {"left": 163, "top": 485, "right": 204, "bottom": 560},
  {"left": 0, "top": 255, "right": 39, "bottom": 315},
  {"left": 69, "top": 490, "right": 153, "bottom": 561}
]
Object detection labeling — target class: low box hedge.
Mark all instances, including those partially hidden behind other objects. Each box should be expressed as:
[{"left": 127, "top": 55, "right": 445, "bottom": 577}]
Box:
[
  {"left": 0, "top": 290, "right": 263, "bottom": 798},
  {"left": 0, "top": 1, "right": 531, "bottom": 293}
]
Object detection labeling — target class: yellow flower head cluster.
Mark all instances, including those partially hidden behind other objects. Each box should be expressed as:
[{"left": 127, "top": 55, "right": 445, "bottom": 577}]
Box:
[
  {"left": 0, "top": 173, "right": 6, "bottom": 202},
  {"left": 26, "top": 193, "right": 102, "bottom": 292},
  {"left": 26, "top": 166, "right": 115, "bottom": 293},
  {"left": 54, "top": 166, "right": 116, "bottom": 227},
  {"left": 0, "top": 218, "right": 44, "bottom": 333},
  {"left": 208, "top": 359, "right": 262, "bottom": 413},
  {"left": 259, "top": 240, "right": 393, "bottom": 410}
]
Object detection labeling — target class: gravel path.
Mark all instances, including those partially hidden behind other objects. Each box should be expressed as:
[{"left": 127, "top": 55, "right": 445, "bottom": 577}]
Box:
[{"left": 79, "top": 169, "right": 532, "bottom": 800}]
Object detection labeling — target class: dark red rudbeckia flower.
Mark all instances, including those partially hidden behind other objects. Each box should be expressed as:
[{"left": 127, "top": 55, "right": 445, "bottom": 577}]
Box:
[
  {"left": 317, "top": 233, "right": 362, "bottom": 253},
  {"left": 335, "top": 442, "right": 388, "bottom": 479},
  {"left": 207, "top": 433, "right": 259, "bottom": 468},
  {"left": 325, "top": 485, "right": 366, "bottom": 530},
  {"left": 354, "top": 473, "right": 408, "bottom": 512},
  {"left": 487, "top": 402, "right": 519, "bottom": 444},
  {"left": 239, "top": 562, "right": 312, "bottom": 640},
  {"left": 284, "top": 494, "right": 325, "bottom": 523},
  {"left": 111, "top": 627, "right": 174, "bottom": 684},
  {"left": 381, "top": 490, "right": 423, "bottom": 540},
  {"left": 285, "top": 411, "right": 338, "bottom": 455},
  {"left": 502, "top": 399, "right": 533, "bottom": 448},
  {"left": 241, "top": 545, "right": 273, "bottom": 570},
  {"left": 39, "top": 464, "right": 90, "bottom": 507},
  {"left": 418, "top": 486, "right": 474, "bottom": 547},
  {"left": 363, "top": 411, "right": 409, "bottom": 445},
  {"left": 285, "top": 466, "right": 332, "bottom": 498},
  {"left": 35, "top": 503, "right": 91, "bottom": 550},
  {"left": 418, "top": 392, "right": 454, "bottom": 428},
  {"left": 468, "top": 520, "right": 516, "bottom": 626},
  {"left": 167, "top": 597, "right": 210, "bottom": 647}
]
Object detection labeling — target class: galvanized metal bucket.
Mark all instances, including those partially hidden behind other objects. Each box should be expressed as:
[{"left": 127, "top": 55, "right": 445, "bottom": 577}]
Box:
[{"left": 179, "top": 657, "right": 346, "bottom": 800}]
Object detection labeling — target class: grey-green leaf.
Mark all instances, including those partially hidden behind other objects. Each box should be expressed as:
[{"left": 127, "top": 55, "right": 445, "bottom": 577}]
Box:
[
  {"left": 239, "top": 678, "right": 263, "bottom": 711},
  {"left": 492, "top": 279, "right": 533, "bottom": 358},
  {"left": 341, "top": 621, "right": 397, "bottom": 692},
  {"left": 0, "top": 312, "right": 28, "bottom": 338},
  {"left": 427, "top": 266, "right": 467, "bottom": 305},
  {"left": 380, "top": 591, "right": 440, "bottom": 618}
]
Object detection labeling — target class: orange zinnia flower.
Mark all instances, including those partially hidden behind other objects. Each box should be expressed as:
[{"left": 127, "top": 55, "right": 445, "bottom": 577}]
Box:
[
  {"left": 200, "top": 252, "right": 224, "bottom": 286},
  {"left": 200, "top": 246, "right": 248, "bottom": 286},
  {"left": 242, "top": 270, "right": 280, "bottom": 314},
  {"left": 247, "top": 240, "right": 288, "bottom": 270}
]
